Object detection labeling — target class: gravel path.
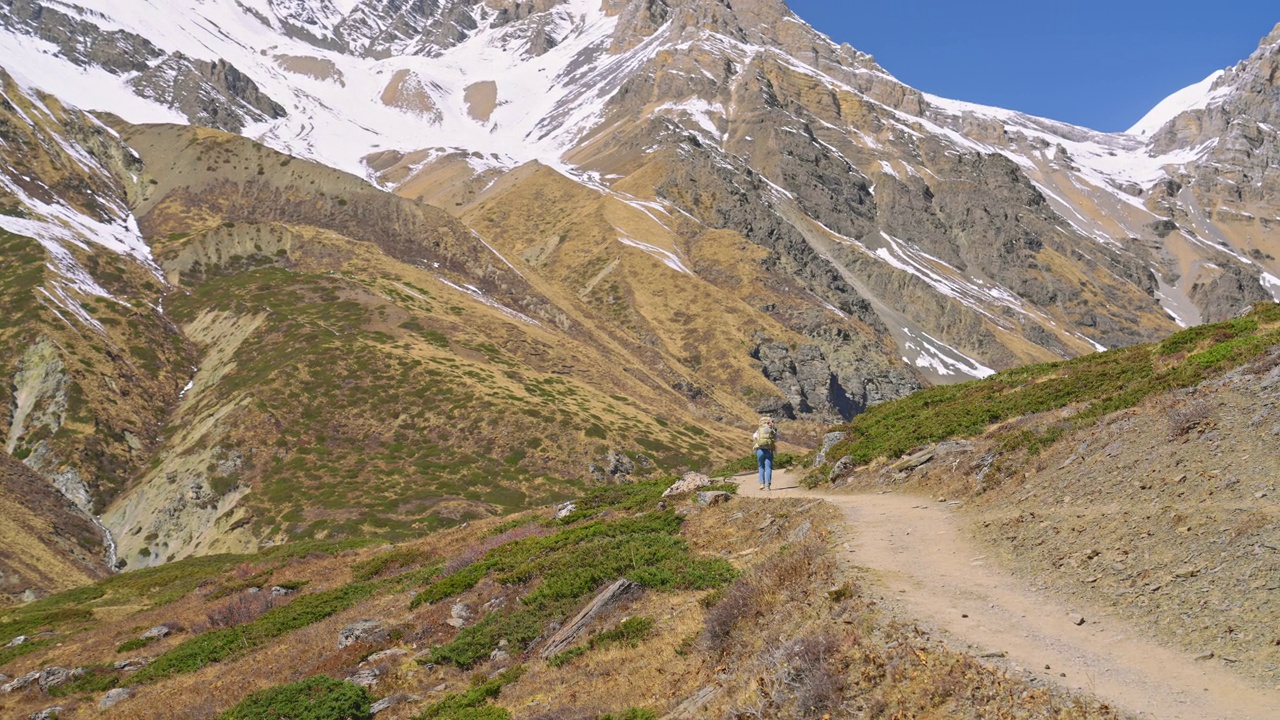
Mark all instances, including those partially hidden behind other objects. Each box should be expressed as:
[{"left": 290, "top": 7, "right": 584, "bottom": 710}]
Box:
[{"left": 736, "top": 470, "right": 1279, "bottom": 720}]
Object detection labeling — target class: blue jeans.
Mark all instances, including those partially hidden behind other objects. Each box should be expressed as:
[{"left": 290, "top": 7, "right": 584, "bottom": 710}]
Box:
[{"left": 756, "top": 448, "right": 774, "bottom": 488}]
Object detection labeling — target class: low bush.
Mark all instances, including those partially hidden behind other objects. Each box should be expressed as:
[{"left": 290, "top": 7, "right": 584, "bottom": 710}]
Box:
[
  {"left": 206, "top": 591, "right": 277, "bottom": 629},
  {"left": 218, "top": 675, "right": 371, "bottom": 720},
  {"left": 132, "top": 581, "right": 380, "bottom": 683},
  {"left": 115, "top": 636, "right": 157, "bottom": 654},
  {"left": 413, "top": 666, "right": 523, "bottom": 720},
  {"left": 422, "top": 513, "right": 735, "bottom": 667}
]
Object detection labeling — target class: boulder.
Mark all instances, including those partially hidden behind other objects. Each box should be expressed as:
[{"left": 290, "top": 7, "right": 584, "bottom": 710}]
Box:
[
  {"left": 662, "top": 472, "right": 714, "bottom": 497},
  {"left": 366, "top": 648, "right": 409, "bottom": 663},
  {"left": 5, "top": 635, "right": 27, "bottom": 648},
  {"left": 29, "top": 708, "right": 63, "bottom": 720},
  {"left": 100, "top": 687, "right": 133, "bottom": 710},
  {"left": 113, "top": 658, "right": 151, "bottom": 672},
  {"left": 371, "top": 694, "right": 421, "bottom": 715},
  {"left": 2, "top": 670, "right": 40, "bottom": 693},
  {"left": 338, "top": 620, "right": 387, "bottom": 649},
  {"left": 347, "top": 666, "right": 380, "bottom": 688},
  {"left": 828, "top": 456, "right": 855, "bottom": 482},
  {"left": 590, "top": 450, "right": 634, "bottom": 484},
  {"left": 270, "top": 585, "right": 295, "bottom": 597},
  {"left": 891, "top": 447, "right": 935, "bottom": 472},
  {"left": 38, "top": 666, "right": 83, "bottom": 690},
  {"left": 696, "top": 491, "right": 732, "bottom": 506},
  {"left": 787, "top": 520, "right": 813, "bottom": 542},
  {"left": 140, "top": 624, "right": 171, "bottom": 641},
  {"left": 813, "top": 432, "right": 847, "bottom": 467},
  {"left": 552, "top": 502, "right": 577, "bottom": 520},
  {"left": 446, "top": 603, "right": 472, "bottom": 629}
]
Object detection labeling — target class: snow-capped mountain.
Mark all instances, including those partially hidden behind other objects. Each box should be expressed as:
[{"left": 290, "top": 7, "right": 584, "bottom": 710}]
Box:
[
  {"left": 5, "top": 1, "right": 1276, "bottom": 372},
  {"left": 2, "top": 0, "right": 1279, "bottom": 563}
]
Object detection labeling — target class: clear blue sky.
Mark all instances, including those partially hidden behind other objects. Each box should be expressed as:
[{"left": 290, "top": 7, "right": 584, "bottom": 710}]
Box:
[{"left": 785, "top": 1, "right": 1278, "bottom": 132}]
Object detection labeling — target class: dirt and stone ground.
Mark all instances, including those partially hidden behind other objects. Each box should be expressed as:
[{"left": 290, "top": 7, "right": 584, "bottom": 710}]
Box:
[{"left": 737, "top": 465, "right": 1280, "bottom": 720}]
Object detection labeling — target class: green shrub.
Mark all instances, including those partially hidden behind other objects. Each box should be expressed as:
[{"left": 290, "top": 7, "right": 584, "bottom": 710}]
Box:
[
  {"left": 423, "top": 514, "right": 733, "bottom": 667},
  {"left": 132, "top": 582, "right": 379, "bottom": 683},
  {"left": 218, "top": 675, "right": 371, "bottom": 720},
  {"left": 592, "top": 617, "right": 653, "bottom": 649},
  {"left": 353, "top": 547, "right": 432, "bottom": 581},
  {"left": 414, "top": 666, "right": 522, "bottom": 720},
  {"left": 48, "top": 665, "right": 120, "bottom": 697},
  {"left": 546, "top": 646, "right": 586, "bottom": 667},
  {"left": 115, "top": 636, "right": 157, "bottom": 654}
]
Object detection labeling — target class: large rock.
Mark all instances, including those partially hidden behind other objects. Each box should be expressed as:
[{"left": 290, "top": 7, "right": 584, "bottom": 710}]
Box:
[
  {"left": 589, "top": 450, "right": 635, "bottom": 484},
  {"left": 446, "top": 603, "right": 473, "bottom": 629},
  {"left": 99, "top": 687, "right": 133, "bottom": 710},
  {"left": 753, "top": 342, "right": 857, "bottom": 422},
  {"left": 813, "top": 432, "right": 847, "bottom": 467},
  {"left": 540, "top": 579, "right": 639, "bottom": 658},
  {"left": 662, "top": 472, "right": 714, "bottom": 497},
  {"left": 338, "top": 620, "right": 387, "bottom": 649},
  {"left": 2, "top": 671, "right": 39, "bottom": 693},
  {"left": 37, "top": 666, "right": 83, "bottom": 691},
  {"left": 696, "top": 491, "right": 732, "bottom": 506},
  {"left": 140, "top": 624, "right": 171, "bottom": 641}
]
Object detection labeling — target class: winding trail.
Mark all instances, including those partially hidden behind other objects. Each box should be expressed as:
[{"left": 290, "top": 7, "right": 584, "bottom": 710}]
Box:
[{"left": 736, "top": 470, "right": 1279, "bottom": 720}]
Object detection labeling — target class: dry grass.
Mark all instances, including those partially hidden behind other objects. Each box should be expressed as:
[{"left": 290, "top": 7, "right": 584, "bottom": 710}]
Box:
[{"left": 3, "top": 494, "right": 1127, "bottom": 719}]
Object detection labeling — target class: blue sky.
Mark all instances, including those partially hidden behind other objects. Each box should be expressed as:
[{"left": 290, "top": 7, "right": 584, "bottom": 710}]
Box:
[{"left": 785, "top": 1, "right": 1277, "bottom": 132}]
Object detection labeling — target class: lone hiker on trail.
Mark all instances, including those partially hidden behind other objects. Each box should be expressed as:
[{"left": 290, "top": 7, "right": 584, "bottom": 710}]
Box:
[{"left": 753, "top": 416, "right": 777, "bottom": 490}]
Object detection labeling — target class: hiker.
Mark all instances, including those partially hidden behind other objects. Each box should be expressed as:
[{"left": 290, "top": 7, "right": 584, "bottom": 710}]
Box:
[{"left": 752, "top": 416, "right": 777, "bottom": 490}]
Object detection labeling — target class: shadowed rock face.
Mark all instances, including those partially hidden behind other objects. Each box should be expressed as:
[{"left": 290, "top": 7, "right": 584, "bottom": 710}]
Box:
[
  {"left": 0, "top": 451, "right": 109, "bottom": 605},
  {"left": 0, "top": 0, "right": 162, "bottom": 73},
  {"left": 1, "top": 0, "right": 286, "bottom": 133},
  {"left": 130, "top": 55, "right": 287, "bottom": 133}
]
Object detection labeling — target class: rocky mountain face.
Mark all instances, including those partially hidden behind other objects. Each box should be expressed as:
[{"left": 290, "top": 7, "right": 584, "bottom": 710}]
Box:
[
  {"left": 0, "top": 451, "right": 109, "bottom": 605},
  {"left": 0, "top": 1, "right": 1277, "bottom": 568}
]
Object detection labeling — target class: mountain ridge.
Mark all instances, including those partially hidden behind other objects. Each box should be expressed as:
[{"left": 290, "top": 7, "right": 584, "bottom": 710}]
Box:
[{"left": 0, "top": 0, "right": 1278, "bottom": 573}]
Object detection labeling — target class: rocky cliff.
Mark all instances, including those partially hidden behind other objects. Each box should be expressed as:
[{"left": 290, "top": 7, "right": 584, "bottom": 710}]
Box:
[{"left": 0, "top": 2, "right": 1277, "bottom": 568}]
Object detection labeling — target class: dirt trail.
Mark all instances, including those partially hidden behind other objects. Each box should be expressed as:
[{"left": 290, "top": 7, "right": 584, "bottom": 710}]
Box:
[{"left": 736, "top": 470, "right": 1279, "bottom": 720}]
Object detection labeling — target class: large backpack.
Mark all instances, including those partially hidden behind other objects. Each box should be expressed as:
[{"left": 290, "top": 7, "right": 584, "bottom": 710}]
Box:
[{"left": 754, "top": 423, "right": 776, "bottom": 450}]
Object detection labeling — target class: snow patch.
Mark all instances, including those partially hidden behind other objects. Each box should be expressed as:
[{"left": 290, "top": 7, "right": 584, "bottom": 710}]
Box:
[
  {"left": 1126, "top": 70, "right": 1226, "bottom": 138},
  {"left": 617, "top": 234, "right": 693, "bottom": 275}
]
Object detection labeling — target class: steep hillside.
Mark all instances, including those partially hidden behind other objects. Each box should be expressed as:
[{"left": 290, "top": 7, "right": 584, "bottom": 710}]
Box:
[
  {"left": 813, "top": 303, "right": 1280, "bottom": 686},
  {"left": 0, "top": 68, "right": 192, "bottom": 518},
  {"left": 4, "top": 0, "right": 1277, "bottom": 391},
  {"left": 0, "top": 480, "right": 1123, "bottom": 719},
  {"left": 95, "top": 122, "right": 775, "bottom": 568},
  {"left": 0, "top": 0, "right": 1277, "bottom": 576},
  {"left": 0, "top": 452, "right": 109, "bottom": 606}
]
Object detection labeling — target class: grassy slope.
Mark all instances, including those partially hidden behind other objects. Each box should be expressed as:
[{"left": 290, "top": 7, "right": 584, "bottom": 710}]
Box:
[
  {"left": 0, "top": 74, "right": 194, "bottom": 511},
  {"left": 0, "top": 453, "right": 107, "bottom": 605},
  {"left": 98, "top": 125, "right": 748, "bottom": 565},
  {"left": 0, "top": 481, "right": 1121, "bottom": 720},
  {"left": 810, "top": 303, "right": 1280, "bottom": 684},
  {"left": 813, "top": 303, "right": 1280, "bottom": 480}
]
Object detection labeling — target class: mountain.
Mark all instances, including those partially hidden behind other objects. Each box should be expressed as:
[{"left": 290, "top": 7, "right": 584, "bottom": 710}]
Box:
[
  {"left": 0, "top": 451, "right": 110, "bottom": 605},
  {"left": 0, "top": 315, "right": 1274, "bottom": 719},
  {"left": 0, "top": 1, "right": 1277, "bottom": 569}
]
